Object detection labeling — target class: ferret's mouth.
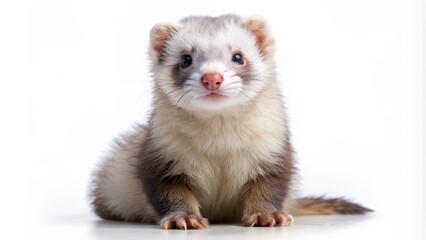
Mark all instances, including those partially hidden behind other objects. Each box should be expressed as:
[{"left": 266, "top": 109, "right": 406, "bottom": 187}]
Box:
[{"left": 202, "top": 92, "right": 225, "bottom": 101}]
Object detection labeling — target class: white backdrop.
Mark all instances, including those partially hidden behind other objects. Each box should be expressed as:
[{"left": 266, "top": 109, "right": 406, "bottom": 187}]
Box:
[{"left": 1, "top": 0, "right": 425, "bottom": 239}]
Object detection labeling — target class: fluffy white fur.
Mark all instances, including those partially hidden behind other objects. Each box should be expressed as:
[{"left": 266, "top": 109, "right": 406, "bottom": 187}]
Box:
[{"left": 91, "top": 126, "right": 158, "bottom": 222}]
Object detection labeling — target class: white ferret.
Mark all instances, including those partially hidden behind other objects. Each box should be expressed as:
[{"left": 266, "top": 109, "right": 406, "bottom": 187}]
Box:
[{"left": 90, "top": 15, "right": 371, "bottom": 229}]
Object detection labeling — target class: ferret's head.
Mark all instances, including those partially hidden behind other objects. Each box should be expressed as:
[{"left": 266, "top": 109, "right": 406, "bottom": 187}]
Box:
[{"left": 149, "top": 15, "right": 276, "bottom": 113}]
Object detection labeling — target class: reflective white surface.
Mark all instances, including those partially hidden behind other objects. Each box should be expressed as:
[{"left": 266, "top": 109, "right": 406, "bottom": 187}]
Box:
[{"left": 28, "top": 213, "right": 421, "bottom": 240}]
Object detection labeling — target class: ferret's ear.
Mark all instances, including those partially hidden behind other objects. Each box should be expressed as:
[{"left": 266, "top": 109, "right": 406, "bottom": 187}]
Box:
[
  {"left": 149, "top": 22, "right": 181, "bottom": 64},
  {"left": 243, "top": 16, "right": 275, "bottom": 54}
]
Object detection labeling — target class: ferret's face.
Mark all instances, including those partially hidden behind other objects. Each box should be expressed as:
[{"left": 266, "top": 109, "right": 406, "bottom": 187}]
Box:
[{"left": 150, "top": 15, "right": 275, "bottom": 112}]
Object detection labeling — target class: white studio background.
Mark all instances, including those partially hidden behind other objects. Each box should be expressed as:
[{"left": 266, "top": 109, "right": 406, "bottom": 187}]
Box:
[{"left": 1, "top": 0, "right": 425, "bottom": 239}]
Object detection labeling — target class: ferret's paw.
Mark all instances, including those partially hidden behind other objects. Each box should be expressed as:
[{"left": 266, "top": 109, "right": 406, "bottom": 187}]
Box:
[
  {"left": 242, "top": 211, "right": 293, "bottom": 227},
  {"left": 160, "top": 211, "right": 209, "bottom": 230}
]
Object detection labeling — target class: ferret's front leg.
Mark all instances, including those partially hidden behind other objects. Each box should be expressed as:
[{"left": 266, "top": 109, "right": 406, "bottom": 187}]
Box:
[
  {"left": 142, "top": 173, "right": 208, "bottom": 230},
  {"left": 242, "top": 172, "right": 294, "bottom": 227}
]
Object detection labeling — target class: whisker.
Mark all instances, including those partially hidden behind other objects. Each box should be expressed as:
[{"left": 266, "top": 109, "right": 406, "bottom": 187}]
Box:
[
  {"left": 162, "top": 64, "right": 178, "bottom": 68},
  {"left": 179, "top": 36, "right": 194, "bottom": 51},
  {"left": 155, "top": 83, "right": 179, "bottom": 87},
  {"left": 153, "top": 87, "right": 183, "bottom": 105},
  {"left": 171, "top": 89, "right": 193, "bottom": 132},
  {"left": 176, "top": 90, "right": 192, "bottom": 108},
  {"left": 223, "top": 65, "right": 239, "bottom": 74},
  {"left": 186, "top": 95, "right": 194, "bottom": 108}
]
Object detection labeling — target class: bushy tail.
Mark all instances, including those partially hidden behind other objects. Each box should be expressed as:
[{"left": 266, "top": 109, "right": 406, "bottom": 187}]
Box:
[{"left": 293, "top": 196, "right": 373, "bottom": 216}]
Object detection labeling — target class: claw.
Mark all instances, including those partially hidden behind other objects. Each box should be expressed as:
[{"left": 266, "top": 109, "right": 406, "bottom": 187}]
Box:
[
  {"left": 176, "top": 216, "right": 187, "bottom": 230},
  {"left": 285, "top": 214, "right": 294, "bottom": 226},
  {"left": 160, "top": 212, "right": 208, "bottom": 230},
  {"left": 243, "top": 211, "right": 293, "bottom": 227},
  {"left": 200, "top": 218, "right": 209, "bottom": 228},
  {"left": 161, "top": 219, "right": 172, "bottom": 230}
]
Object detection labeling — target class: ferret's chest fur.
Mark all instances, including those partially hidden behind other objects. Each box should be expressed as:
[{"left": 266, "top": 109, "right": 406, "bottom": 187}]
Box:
[{"left": 150, "top": 86, "right": 287, "bottom": 221}]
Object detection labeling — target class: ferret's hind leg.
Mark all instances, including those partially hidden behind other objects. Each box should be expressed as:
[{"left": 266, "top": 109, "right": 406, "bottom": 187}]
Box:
[{"left": 90, "top": 124, "right": 157, "bottom": 223}]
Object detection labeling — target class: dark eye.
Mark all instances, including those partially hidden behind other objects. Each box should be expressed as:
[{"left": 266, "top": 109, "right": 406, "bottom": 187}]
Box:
[
  {"left": 232, "top": 53, "right": 244, "bottom": 65},
  {"left": 180, "top": 54, "right": 192, "bottom": 68}
]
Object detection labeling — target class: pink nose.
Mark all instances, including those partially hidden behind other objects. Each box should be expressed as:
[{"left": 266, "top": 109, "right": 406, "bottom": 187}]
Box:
[{"left": 202, "top": 72, "right": 223, "bottom": 91}]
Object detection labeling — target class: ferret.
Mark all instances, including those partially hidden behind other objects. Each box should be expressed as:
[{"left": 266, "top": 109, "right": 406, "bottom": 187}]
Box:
[{"left": 90, "top": 14, "right": 372, "bottom": 229}]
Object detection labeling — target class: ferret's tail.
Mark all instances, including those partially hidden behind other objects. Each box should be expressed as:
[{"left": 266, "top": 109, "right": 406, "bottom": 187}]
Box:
[{"left": 293, "top": 196, "right": 373, "bottom": 215}]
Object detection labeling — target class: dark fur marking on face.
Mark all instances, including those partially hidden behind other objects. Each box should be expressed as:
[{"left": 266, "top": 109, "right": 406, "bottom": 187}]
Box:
[
  {"left": 171, "top": 63, "right": 191, "bottom": 86},
  {"left": 237, "top": 60, "right": 258, "bottom": 83}
]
